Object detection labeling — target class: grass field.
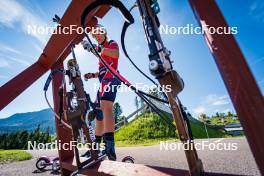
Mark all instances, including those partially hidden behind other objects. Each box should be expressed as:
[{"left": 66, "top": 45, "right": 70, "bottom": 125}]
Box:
[
  {"left": 190, "top": 122, "right": 228, "bottom": 138},
  {"left": 0, "top": 150, "right": 32, "bottom": 163},
  {"left": 115, "top": 113, "right": 228, "bottom": 147},
  {"left": 116, "top": 138, "right": 178, "bottom": 147}
]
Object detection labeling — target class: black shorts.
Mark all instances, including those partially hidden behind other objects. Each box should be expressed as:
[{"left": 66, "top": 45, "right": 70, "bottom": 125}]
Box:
[{"left": 94, "top": 78, "right": 121, "bottom": 121}]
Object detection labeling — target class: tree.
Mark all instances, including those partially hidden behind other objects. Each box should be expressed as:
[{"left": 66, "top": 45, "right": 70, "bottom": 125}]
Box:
[
  {"left": 43, "top": 127, "right": 51, "bottom": 144},
  {"left": 233, "top": 114, "right": 238, "bottom": 120},
  {"left": 34, "top": 124, "right": 41, "bottom": 144},
  {"left": 227, "top": 111, "right": 233, "bottom": 117},
  {"left": 0, "top": 133, "right": 8, "bottom": 149},
  {"left": 199, "top": 113, "right": 207, "bottom": 122},
  {"left": 16, "top": 130, "right": 28, "bottom": 149},
  {"left": 113, "top": 102, "right": 123, "bottom": 124},
  {"left": 18, "top": 130, "right": 29, "bottom": 149}
]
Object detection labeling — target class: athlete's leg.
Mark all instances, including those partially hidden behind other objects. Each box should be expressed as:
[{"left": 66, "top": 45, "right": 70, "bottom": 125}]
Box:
[
  {"left": 99, "top": 78, "right": 120, "bottom": 160},
  {"left": 94, "top": 90, "right": 104, "bottom": 136},
  {"left": 100, "top": 100, "right": 115, "bottom": 132},
  {"left": 95, "top": 119, "right": 104, "bottom": 136},
  {"left": 100, "top": 100, "right": 116, "bottom": 160},
  {"left": 94, "top": 91, "right": 104, "bottom": 153}
]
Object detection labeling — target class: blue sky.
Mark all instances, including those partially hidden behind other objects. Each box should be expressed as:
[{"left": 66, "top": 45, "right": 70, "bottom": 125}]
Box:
[{"left": 0, "top": 0, "right": 263, "bottom": 119}]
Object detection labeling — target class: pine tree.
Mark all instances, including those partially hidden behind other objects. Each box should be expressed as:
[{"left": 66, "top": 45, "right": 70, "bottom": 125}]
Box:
[
  {"left": 113, "top": 102, "right": 123, "bottom": 128},
  {"left": 34, "top": 124, "right": 41, "bottom": 144},
  {"left": 19, "top": 131, "right": 29, "bottom": 149},
  {"left": 44, "top": 127, "right": 51, "bottom": 144}
]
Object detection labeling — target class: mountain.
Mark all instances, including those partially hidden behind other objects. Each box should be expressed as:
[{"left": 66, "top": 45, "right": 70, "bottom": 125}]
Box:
[{"left": 0, "top": 109, "right": 56, "bottom": 134}]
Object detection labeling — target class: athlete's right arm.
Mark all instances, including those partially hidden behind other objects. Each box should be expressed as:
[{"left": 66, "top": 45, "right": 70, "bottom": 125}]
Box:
[
  {"left": 82, "top": 40, "right": 102, "bottom": 57},
  {"left": 84, "top": 72, "right": 99, "bottom": 80}
]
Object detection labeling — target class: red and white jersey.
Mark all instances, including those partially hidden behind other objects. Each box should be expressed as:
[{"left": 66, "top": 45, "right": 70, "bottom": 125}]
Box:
[{"left": 98, "top": 40, "right": 119, "bottom": 80}]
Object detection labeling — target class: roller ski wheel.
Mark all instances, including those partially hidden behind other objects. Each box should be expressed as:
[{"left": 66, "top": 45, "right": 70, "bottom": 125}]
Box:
[{"left": 121, "top": 156, "right": 135, "bottom": 163}]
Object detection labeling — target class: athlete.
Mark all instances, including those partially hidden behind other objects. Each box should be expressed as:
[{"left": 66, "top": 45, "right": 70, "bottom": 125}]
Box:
[{"left": 82, "top": 24, "right": 120, "bottom": 161}]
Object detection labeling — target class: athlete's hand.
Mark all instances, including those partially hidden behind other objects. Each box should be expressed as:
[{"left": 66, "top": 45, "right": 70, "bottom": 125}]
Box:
[
  {"left": 81, "top": 40, "right": 89, "bottom": 50},
  {"left": 90, "top": 45, "right": 102, "bottom": 56},
  {"left": 81, "top": 40, "right": 96, "bottom": 51},
  {"left": 84, "top": 73, "right": 95, "bottom": 81}
]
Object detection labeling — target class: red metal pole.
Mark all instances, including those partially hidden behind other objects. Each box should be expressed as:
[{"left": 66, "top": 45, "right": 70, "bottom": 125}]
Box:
[
  {"left": 0, "top": 0, "right": 109, "bottom": 111},
  {"left": 51, "top": 61, "right": 73, "bottom": 176},
  {"left": 0, "top": 62, "right": 48, "bottom": 110},
  {"left": 189, "top": 0, "right": 264, "bottom": 174}
]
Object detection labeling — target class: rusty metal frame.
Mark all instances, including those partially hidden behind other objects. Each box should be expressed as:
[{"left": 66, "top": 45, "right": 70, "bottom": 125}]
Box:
[
  {"left": 189, "top": 0, "right": 264, "bottom": 175},
  {"left": 0, "top": 0, "right": 263, "bottom": 175}
]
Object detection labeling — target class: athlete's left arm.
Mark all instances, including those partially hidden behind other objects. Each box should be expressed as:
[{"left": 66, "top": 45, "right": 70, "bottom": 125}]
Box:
[{"left": 101, "top": 42, "right": 119, "bottom": 58}]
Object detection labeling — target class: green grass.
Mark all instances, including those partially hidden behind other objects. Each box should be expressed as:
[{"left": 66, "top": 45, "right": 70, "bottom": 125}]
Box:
[
  {"left": 0, "top": 150, "right": 32, "bottom": 163},
  {"left": 206, "top": 116, "right": 239, "bottom": 126},
  {"left": 190, "top": 122, "right": 228, "bottom": 138},
  {"left": 115, "top": 113, "right": 228, "bottom": 147},
  {"left": 115, "top": 113, "right": 177, "bottom": 141},
  {"left": 116, "top": 138, "right": 178, "bottom": 147}
]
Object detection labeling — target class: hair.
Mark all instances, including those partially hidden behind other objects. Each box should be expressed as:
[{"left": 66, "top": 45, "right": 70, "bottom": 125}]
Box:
[{"left": 94, "top": 24, "right": 107, "bottom": 36}]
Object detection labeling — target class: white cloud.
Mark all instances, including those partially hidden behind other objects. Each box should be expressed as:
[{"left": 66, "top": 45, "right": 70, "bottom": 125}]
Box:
[
  {"left": 249, "top": 1, "right": 264, "bottom": 23},
  {"left": 192, "top": 94, "right": 232, "bottom": 116},
  {"left": 32, "top": 43, "right": 43, "bottom": 53},
  {"left": 0, "top": 43, "right": 21, "bottom": 55},
  {"left": 0, "top": 75, "right": 8, "bottom": 79},
  {"left": 0, "top": 43, "right": 35, "bottom": 61},
  {"left": 258, "top": 79, "right": 264, "bottom": 85},
  {"left": 8, "top": 57, "right": 30, "bottom": 67},
  {"left": 214, "top": 109, "right": 220, "bottom": 113},
  {"left": 223, "top": 109, "right": 231, "bottom": 114},
  {"left": 0, "top": 43, "right": 33, "bottom": 68},
  {"left": 205, "top": 94, "right": 229, "bottom": 106},
  {"left": 250, "top": 57, "right": 264, "bottom": 66},
  {"left": 0, "top": 0, "right": 48, "bottom": 44},
  {"left": 193, "top": 106, "right": 206, "bottom": 115},
  {"left": 0, "top": 58, "right": 9, "bottom": 68},
  {"left": 0, "top": 53, "right": 31, "bottom": 68}
]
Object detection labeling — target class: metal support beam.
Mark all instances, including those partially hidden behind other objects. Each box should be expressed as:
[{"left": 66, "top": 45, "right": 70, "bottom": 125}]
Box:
[
  {"left": 61, "top": 159, "right": 240, "bottom": 176},
  {"left": 0, "top": 0, "right": 110, "bottom": 111},
  {"left": 136, "top": 0, "right": 204, "bottom": 175},
  {"left": 61, "top": 159, "right": 190, "bottom": 176},
  {"left": 0, "top": 62, "right": 48, "bottom": 110},
  {"left": 51, "top": 61, "right": 73, "bottom": 176},
  {"left": 189, "top": 0, "right": 264, "bottom": 174}
]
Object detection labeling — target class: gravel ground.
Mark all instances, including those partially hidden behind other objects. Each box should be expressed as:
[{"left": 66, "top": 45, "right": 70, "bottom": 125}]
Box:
[{"left": 0, "top": 137, "right": 260, "bottom": 176}]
